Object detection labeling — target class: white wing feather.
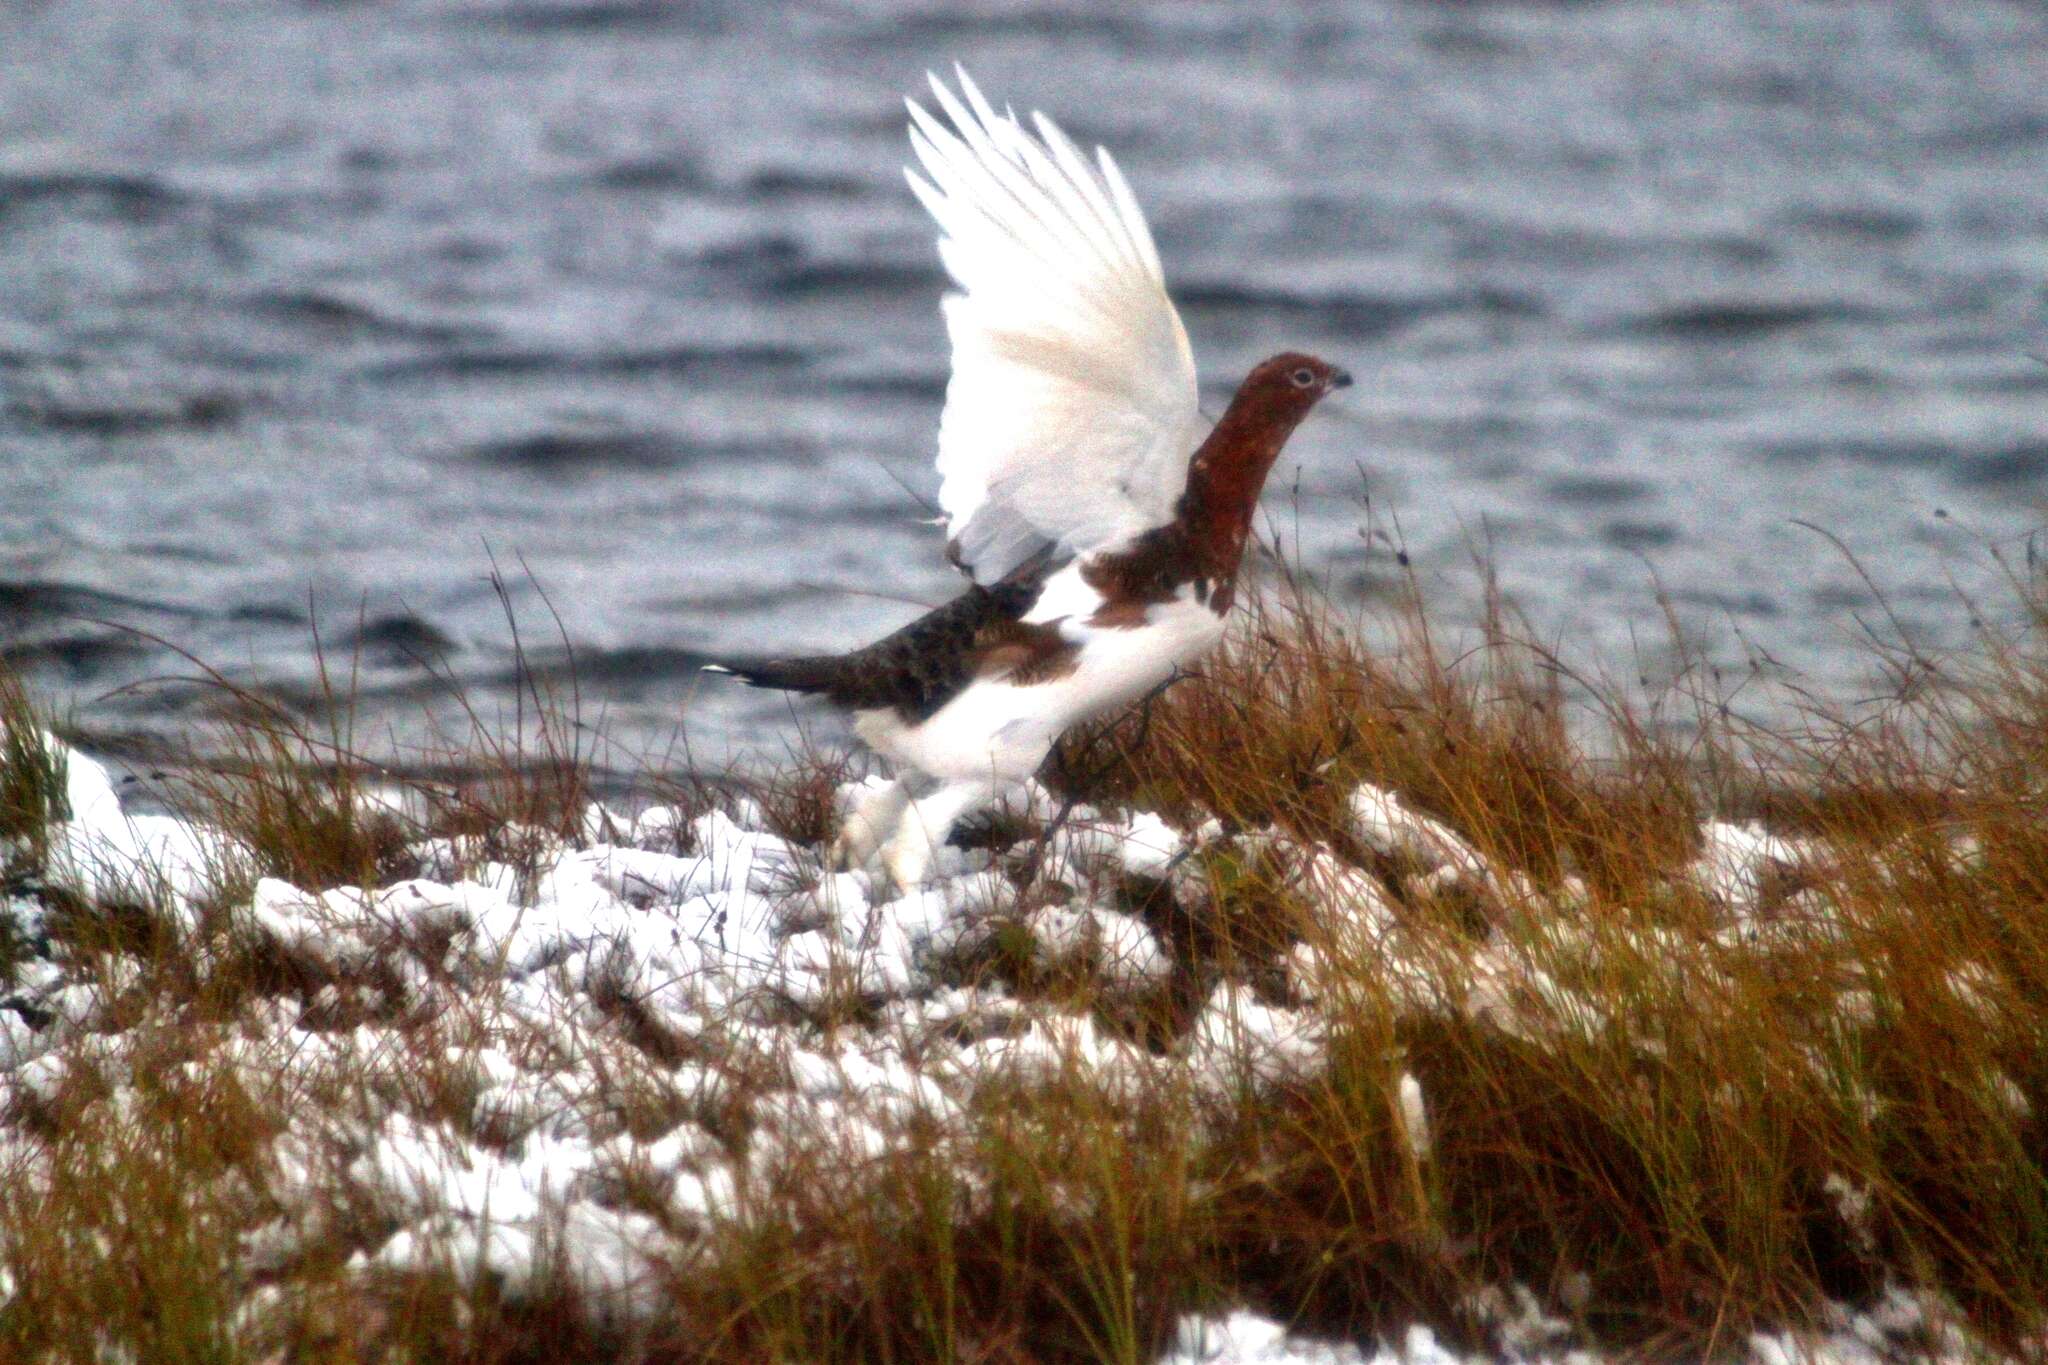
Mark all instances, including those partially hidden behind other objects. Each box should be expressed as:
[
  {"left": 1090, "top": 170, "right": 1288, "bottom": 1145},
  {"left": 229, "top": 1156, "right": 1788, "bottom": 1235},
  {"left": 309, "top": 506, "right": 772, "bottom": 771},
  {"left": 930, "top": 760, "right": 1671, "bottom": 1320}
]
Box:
[{"left": 906, "top": 69, "right": 1202, "bottom": 583}]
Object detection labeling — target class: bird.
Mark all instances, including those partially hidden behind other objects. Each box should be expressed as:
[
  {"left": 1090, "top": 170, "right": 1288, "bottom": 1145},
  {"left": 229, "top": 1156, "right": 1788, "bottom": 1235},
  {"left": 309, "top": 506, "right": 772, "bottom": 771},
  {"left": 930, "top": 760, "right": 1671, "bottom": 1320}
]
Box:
[{"left": 706, "top": 68, "right": 1348, "bottom": 892}]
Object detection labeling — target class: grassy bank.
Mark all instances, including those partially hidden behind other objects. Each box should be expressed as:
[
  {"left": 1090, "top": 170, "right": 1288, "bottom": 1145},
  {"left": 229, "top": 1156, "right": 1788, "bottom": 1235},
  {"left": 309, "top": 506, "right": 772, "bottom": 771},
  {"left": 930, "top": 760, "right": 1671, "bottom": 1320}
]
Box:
[{"left": 0, "top": 556, "right": 2043, "bottom": 1363}]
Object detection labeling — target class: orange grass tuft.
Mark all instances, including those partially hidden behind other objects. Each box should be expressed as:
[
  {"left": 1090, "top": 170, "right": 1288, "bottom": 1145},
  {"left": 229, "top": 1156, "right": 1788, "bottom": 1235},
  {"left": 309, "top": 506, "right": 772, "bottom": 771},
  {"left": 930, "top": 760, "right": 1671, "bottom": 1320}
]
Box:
[{"left": 0, "top": 547, "right": 2043, "bottom": 1361}]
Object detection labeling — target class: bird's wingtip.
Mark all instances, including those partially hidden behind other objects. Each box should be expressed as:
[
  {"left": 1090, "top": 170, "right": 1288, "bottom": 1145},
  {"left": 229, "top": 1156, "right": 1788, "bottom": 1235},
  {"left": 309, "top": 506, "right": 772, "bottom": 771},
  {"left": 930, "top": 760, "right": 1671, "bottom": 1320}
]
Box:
[{"left": 953, "top": 64, "right": 986, "bottom": 106}]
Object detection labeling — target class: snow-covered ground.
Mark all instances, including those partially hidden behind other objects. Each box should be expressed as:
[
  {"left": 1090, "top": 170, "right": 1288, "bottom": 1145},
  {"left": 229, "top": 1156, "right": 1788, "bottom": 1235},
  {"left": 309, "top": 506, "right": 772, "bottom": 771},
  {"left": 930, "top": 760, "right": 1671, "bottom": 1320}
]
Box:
[{"left": 0, "top": 738, "right": 2007, "bottom": 1361}]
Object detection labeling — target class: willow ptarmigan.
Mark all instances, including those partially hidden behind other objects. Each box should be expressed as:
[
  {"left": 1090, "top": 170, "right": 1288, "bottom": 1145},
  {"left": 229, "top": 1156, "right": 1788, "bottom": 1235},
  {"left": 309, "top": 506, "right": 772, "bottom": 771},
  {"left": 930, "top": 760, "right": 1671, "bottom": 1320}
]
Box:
[{"left": 707, "top": 69, "right": 1348, "bottom": 890}]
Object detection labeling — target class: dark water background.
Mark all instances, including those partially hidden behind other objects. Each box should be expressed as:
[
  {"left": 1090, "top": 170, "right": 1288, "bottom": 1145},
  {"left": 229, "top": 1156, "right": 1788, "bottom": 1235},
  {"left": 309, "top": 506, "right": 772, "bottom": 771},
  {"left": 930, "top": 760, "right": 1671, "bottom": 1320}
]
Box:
[{"left": 3, "top": 0, "right": 2044, "bottom": 777}]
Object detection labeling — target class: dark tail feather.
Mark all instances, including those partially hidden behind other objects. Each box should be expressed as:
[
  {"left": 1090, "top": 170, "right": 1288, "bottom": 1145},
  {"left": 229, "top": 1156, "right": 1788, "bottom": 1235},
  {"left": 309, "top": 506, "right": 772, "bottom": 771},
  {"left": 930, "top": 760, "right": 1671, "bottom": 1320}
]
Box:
[{"left": 701, "top": 654, "right": 845, "bottom": 696}]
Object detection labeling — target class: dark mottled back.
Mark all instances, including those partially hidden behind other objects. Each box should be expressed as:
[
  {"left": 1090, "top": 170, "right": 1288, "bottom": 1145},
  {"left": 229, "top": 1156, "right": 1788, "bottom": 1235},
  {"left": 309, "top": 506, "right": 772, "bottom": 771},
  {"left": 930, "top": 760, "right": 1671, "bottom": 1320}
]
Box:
[{"left": 707, "top": 562, "right": 1058, "bottom": 721}]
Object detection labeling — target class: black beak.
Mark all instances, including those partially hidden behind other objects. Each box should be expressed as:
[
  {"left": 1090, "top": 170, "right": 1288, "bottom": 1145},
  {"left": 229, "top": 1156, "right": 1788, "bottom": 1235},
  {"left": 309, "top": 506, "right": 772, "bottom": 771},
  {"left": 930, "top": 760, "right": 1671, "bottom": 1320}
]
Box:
[{"left": 1329, "top": 368, "right": 1353, "bottom": 390}]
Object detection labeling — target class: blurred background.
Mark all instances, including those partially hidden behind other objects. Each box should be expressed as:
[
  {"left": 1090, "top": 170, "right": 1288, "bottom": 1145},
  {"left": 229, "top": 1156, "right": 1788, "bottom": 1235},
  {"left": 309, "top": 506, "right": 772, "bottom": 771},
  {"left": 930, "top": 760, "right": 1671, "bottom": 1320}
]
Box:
[{"left": 2, "top": 0, "right": 2044, "bottom": 778}]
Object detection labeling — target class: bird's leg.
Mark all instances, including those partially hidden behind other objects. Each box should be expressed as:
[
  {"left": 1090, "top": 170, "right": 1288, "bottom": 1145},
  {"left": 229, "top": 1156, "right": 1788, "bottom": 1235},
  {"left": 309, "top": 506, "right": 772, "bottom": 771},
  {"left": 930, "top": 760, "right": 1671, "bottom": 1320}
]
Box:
[
  {"left": 831, "top": 777, "right": 912, "bottom": 872},
  {"left": 877, "top": 778, "right": 994, "bottom": 896},
  {"left": 1019, "top": 668, "right": 1193, "bottom": 888}
]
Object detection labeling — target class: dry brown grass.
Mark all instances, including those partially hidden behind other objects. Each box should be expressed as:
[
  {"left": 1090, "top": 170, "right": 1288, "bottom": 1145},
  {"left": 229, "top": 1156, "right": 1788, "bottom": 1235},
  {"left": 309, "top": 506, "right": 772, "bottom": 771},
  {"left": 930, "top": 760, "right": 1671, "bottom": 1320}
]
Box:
[
  {"left": 1031, "top": 550, "right": 2048, "bottom": 1356},
  {"left": 1050, "top": 563, "right": 1704, "bottom": 903},
  {"left": 0, "top": 665, "right": 68, "bottom": 879},
  {"left": 1, "top": 548, "right": 2045, "bottom": 1362}
]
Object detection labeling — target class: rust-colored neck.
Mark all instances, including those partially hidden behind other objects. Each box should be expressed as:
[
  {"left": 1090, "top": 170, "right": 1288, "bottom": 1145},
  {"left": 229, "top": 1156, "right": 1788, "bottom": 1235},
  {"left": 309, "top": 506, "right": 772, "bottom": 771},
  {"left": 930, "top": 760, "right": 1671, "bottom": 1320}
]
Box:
[{"left": 1176, "top": 386, "right": 1301, "bottom": 581}]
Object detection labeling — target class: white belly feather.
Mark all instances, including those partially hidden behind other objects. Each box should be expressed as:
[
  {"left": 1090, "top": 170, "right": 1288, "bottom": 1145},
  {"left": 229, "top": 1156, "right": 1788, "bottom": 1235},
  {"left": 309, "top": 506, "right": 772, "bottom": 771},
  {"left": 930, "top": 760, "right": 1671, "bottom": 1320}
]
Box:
[{"left": 853, "top": 569, "right": 1226, "bottom": 784}]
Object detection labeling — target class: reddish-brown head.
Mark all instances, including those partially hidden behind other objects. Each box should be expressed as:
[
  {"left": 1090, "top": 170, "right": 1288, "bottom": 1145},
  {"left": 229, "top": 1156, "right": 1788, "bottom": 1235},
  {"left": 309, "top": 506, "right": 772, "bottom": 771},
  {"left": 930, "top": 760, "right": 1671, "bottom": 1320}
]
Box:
[
  {"left": 1235, "top": 351, "right": 1353, "bottom": 419},
  {"left": 1179, "top": 350, "right": 1349, "bottom": 579},
  {"left": 1192, "top": 352, "right": 1351, "bottom": 484},
  {"left": 1168, "top": 351, "right": 1349, "bottom": 589}
]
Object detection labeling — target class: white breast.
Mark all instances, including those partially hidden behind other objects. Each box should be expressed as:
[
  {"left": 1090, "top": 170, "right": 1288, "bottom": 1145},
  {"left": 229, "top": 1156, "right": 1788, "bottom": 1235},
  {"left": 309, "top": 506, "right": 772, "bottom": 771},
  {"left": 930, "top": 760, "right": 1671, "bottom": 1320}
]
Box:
[{"left": 856, "top": 573, "right": 1227, "bottom": 784}]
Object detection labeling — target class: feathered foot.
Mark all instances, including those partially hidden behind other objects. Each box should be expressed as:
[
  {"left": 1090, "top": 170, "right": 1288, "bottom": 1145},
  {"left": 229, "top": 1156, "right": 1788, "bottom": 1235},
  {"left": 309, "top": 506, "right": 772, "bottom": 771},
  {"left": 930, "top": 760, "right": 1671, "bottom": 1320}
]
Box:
[
  {"left": 831, "top": 778, "right": 911, "bottom": 873},
  {"left": 876, "top": 778, "right": 994, "bottom": 897}
]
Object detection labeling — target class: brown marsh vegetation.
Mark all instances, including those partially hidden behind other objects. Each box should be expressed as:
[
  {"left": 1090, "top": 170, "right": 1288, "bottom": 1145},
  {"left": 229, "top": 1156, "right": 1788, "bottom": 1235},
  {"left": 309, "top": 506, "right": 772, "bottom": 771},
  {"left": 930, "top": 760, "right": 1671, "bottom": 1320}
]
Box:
[{"left": 0, "top": 545, "right": 2043, "bottom": 1363}]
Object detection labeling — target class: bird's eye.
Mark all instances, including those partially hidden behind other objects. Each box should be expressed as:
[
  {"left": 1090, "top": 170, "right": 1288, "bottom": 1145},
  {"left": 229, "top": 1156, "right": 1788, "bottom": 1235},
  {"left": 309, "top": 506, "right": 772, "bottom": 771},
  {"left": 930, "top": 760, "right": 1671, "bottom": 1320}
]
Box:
[{"left": 1289, "top": 367, "right": 1316, "bottom": 388}]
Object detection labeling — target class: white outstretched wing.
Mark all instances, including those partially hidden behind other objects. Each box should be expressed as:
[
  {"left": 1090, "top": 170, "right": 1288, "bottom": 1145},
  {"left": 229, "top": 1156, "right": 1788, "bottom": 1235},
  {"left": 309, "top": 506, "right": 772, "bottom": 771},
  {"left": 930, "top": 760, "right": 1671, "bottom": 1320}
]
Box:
[{"left": 906, "top": 69, "right": 1203, "bottom": 583}]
